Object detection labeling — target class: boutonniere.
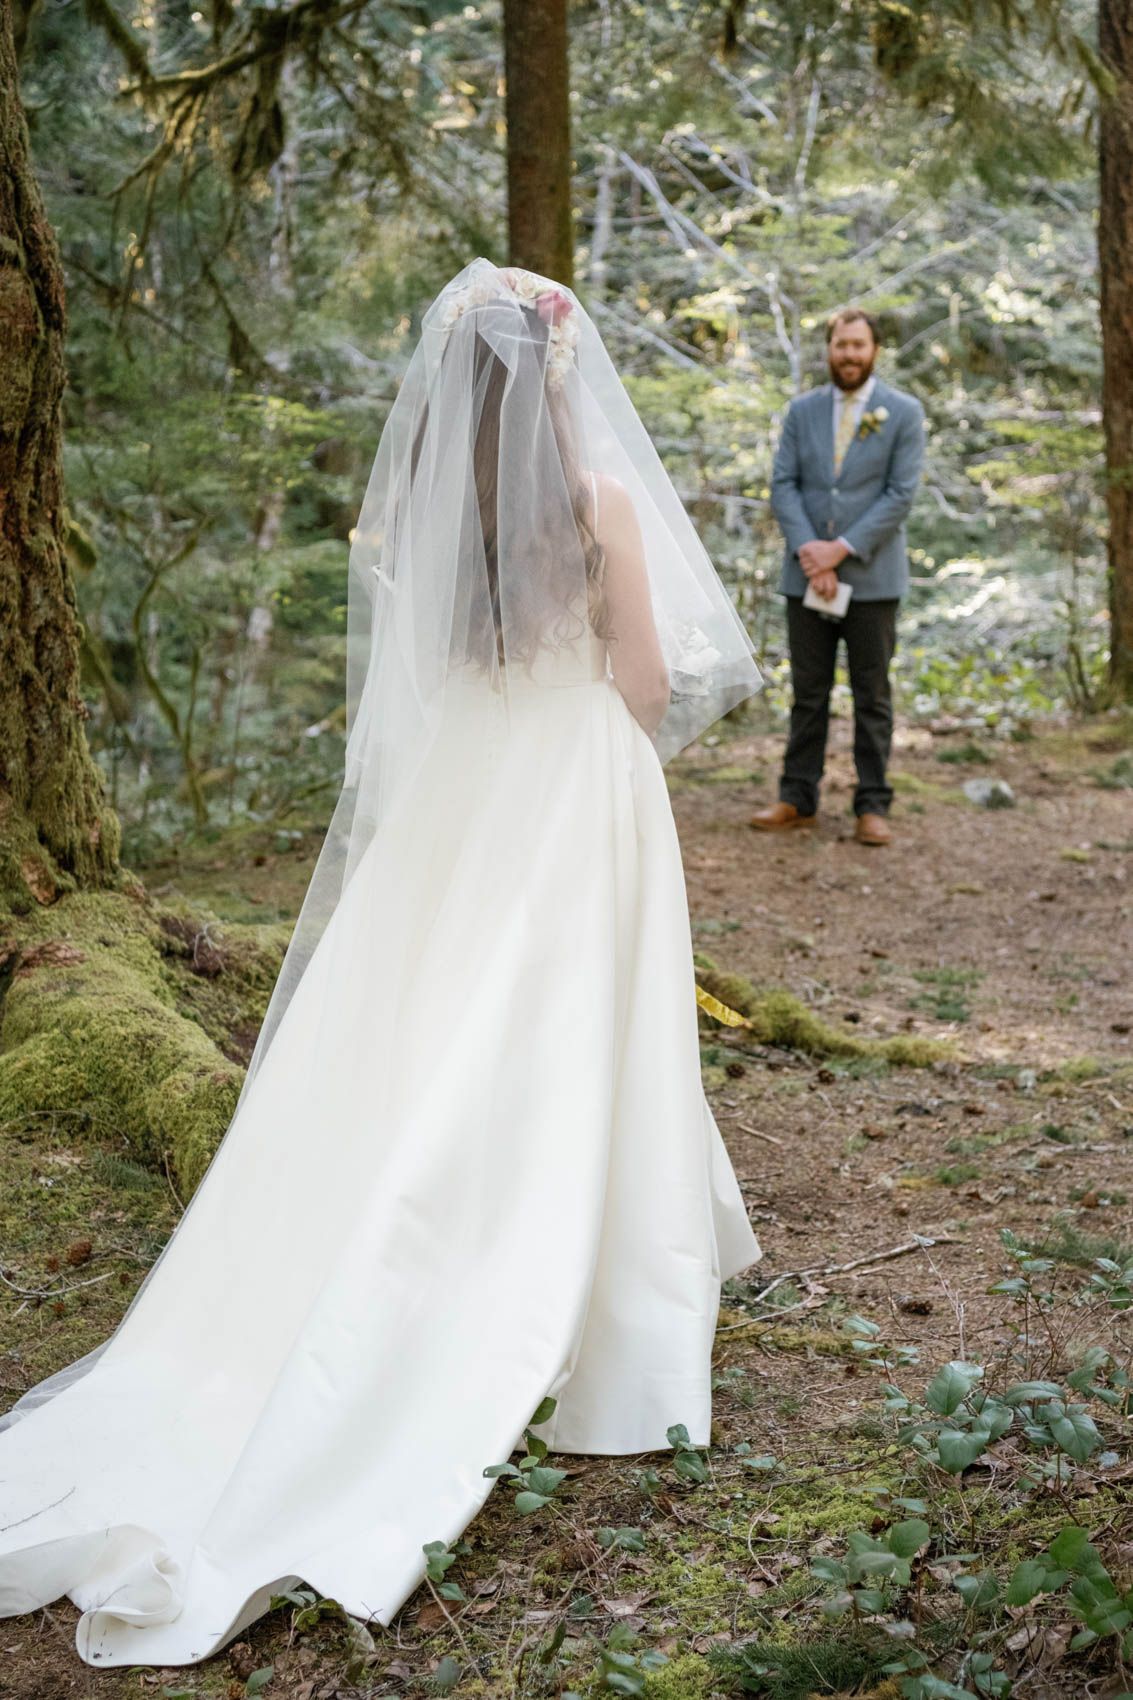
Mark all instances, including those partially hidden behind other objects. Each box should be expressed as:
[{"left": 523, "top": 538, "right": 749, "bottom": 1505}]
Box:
[{"left": 858, "top": 405, "right": 889, "bottom": 440}]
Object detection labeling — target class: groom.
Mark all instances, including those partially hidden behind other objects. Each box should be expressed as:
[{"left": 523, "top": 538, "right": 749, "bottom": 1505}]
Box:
[{"left": 751, "top": 308, "right": 925, "bottom": 846}]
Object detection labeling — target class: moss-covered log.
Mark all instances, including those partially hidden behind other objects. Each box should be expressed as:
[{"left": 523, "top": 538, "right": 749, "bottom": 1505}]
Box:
[
  {"left": 0, "top": 2, "right": 120, "bottom": 907},
  {"left": 0, "top": 888, "right": 289, "bottom": 1195},
  {"left": 694, "top": 954, "right": 949, "bottom": 1068}
]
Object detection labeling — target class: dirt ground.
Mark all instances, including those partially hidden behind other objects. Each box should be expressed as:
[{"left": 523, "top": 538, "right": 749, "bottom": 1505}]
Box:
[{"left": 2, "top": 713, "right": 1131, "bottom": 1700}]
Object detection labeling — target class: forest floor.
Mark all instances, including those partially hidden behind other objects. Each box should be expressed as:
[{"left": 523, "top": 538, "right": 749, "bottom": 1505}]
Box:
[{"left": 2, "top": 713, "right": 1131, "bottom": 1700}]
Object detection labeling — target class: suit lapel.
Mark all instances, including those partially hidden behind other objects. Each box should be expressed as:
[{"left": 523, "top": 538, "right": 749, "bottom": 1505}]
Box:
[{"left": 814, "top": 383, "right": 835, "bottom": 480}]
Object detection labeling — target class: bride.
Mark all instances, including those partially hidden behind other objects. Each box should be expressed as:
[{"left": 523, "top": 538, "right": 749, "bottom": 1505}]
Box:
[{"left": 0, "top": 258, "right": 763, "bottom": 1668}]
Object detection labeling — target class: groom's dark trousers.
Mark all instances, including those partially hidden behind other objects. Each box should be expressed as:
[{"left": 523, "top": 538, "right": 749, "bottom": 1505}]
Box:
[{"left": 779, "top": 594, "right": 899, "bottom": 819}]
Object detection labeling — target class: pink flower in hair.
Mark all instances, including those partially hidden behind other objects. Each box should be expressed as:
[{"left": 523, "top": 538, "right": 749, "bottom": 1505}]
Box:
[{"left": 536, "top": 287, "right": 573, "bottom": 327}]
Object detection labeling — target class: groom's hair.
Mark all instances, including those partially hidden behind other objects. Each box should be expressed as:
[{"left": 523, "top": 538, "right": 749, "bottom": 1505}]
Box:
[{"left": 825, "top": 307, "right": 880, "bottom": 344}]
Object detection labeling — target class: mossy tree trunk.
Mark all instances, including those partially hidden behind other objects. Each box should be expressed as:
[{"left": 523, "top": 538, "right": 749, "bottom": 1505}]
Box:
[
  {"left": 1100, "top": 0, "right": 1133, "bottom": 703},
  {"left": 502, "top": 0, "right": 573, "bottom": 287},
  {"left": 0, "top": 0, "right": 120, "bottom": 908}
]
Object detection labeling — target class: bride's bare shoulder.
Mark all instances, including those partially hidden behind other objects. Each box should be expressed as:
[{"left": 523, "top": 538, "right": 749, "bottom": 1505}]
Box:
[{"left": 587, "top": 471, "right": 636, "bottom": 537}]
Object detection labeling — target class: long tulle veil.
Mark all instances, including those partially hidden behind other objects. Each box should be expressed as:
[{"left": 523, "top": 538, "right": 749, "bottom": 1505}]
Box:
[{"left": 0, "top": 257, "right": 761, "bottom": 1430}]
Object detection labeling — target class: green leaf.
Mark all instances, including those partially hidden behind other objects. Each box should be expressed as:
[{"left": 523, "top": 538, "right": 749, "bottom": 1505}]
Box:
[
  {"left": 1003, "top": 1380, "right": 1063, "bottom": 1404},
  {"left": 1049, "top": 1525, "right": 1094, "bottom": 1568},
  {"left": 597, "top": 1526, "right": 646, "bottom": 1552},
  {"left": 245, "top": 1671, "right": 275, "bottom": 1697},
  {"left": 514, "top": 1490, "right": 551, "bottom": 1514},
  {"left": 673, "top": 1451, "right": 709, "bottom": 1484},
  {"left": 954, "top": 1569, "right": 1000, "bottom": 1611},
  {"left": 851, "top": 1550, "right": 908, "bottom": 1580},
  {"left": 936, "top": 1428, "right": 990, "bottom": 1472},
  {"left": 888, "top": 1519, "right": 931, "bottom": 1558},
  {"left": 1006, "top": 1558, "right": 1061, "bottom": 1604},
  {"left": 1048, "top": 1406, "right": 1102, "bottom": 1463},
  {"left": 525, "top": 1466, "right": 568, "bottom": 1498},
  {"left": 529, "top": 1395, "right": 557, "bottom": 1424},
  {"left": 903, "top": 1674, "right": 981, "bottom": 1699},
  {"left": 925, "top": 1361, "right": 984, "bottom": 1416},
  {"left": 430, "top": 1654, "right": 461, "bottom": 1692},
  {"left": 811, "top": 1555, "right": 848, "bottom": 1583}
]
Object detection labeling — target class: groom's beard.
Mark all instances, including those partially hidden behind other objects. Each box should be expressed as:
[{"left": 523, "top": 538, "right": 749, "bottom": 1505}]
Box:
[{"left": 829, "top": 354, "right": 876, "bottom": 390}]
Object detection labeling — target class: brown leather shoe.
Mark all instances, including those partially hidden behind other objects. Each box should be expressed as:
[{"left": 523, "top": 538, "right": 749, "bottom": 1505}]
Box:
[
  {"left": 855, "top": 812, "right": 892, "bottom": 846},
  {"left": 749, "top": 801, "right": 817, "bottom": 832}
]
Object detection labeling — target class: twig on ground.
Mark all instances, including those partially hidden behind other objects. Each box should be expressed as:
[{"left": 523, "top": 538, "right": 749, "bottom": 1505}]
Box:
[
  {"left": 735, "top": 1120, "right": 784, "bottom": 1147},
  {"left": 919, "top": 1239, "right": 968, "bottom": 1359},
  {"left": 0, "top": 1264, "right": 116, "bottom": 1307},
  {"left": 718, "top": 1235, "right": 964, "bottom": 1332}
]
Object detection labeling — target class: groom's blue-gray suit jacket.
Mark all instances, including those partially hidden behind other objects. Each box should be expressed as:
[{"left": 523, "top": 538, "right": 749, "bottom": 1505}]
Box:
[{"left": 771, "top": 377, "right": 925, "bottom": 602}]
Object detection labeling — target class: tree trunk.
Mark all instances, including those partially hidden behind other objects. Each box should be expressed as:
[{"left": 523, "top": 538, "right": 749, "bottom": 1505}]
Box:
[
  {"left": 502, "top": 0, "right": 573, "bottom": 285},
  {"left": 1099, "top": 0, "right": 1133, "bottom": 702},
  {"left": 0, "top": 0, "right": 120, "bottom": 906}
]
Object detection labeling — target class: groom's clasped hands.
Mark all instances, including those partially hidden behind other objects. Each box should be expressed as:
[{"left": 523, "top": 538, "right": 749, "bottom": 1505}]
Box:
[{"left": 798, "top": 537, "right": 850, "bottom": 603}]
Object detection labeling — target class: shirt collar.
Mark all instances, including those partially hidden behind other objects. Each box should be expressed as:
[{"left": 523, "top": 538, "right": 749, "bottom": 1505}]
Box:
[{"left": 833, "top": 373, "right": 877, "bottom": 408}]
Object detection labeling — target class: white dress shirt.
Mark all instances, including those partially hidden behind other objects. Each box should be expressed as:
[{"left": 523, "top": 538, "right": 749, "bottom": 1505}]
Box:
[{"left": 833, "top": 373, "right": 876, "bottom": 557}]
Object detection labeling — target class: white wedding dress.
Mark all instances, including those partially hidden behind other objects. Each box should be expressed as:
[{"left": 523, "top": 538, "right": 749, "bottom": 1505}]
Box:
[{"left": 0, "top": 551, "right": 761, "bottom": 1666}]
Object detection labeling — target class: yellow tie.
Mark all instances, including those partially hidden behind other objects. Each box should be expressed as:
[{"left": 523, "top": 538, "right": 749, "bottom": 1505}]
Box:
[{"left": 833, "top": 391, "right": 860, "bottom": 476}]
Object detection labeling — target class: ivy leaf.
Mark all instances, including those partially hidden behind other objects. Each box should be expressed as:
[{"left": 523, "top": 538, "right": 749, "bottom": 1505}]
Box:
[{"left": 514, "top": 1490, "right": 551, "bottom": 1514}]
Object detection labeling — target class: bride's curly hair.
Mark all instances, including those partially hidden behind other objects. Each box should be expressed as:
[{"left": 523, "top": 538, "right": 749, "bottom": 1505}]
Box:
[{"left": 412, "top": 301, "right": 612, "bottom": 675}]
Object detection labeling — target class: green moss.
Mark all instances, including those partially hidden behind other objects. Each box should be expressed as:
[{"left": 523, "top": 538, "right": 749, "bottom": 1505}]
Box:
[
  {"left": 891, "top": 772, "right": 964, "bottom": 805},
  {"left": 0, "top": 1119, "right": 178, "bottom": 1390},
  {"left": 646, "top": 1544, "right": 756, "bottom": 1636},
  {"left": 746, "top": 1324, "right": 857, "bottom": 1360},
  {"left": 1051, "top": 1055, "right": 1107, "bottom": 1082},
  {"left": 0, "top": 889, "right": 280, "bottom": 1194},
  {"left": 771, "top": 1472, "right": 899, "bottom": 1544},
  {"left": 641, "top": 1652, "right": 718, "bottom": 1698},
  {"left": 694, "top": 956, "right": 949, "bottom": 1066}
]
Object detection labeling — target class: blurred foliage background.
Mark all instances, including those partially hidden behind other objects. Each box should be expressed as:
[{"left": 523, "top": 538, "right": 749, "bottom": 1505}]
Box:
[{"left": 20, "top": 0, "right": 1109, "bottom": 863}]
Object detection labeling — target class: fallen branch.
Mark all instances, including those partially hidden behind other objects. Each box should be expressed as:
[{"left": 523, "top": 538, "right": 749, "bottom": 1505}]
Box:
[{"left": 718, "top": 1235, "right": 963, "bottom": 1331}]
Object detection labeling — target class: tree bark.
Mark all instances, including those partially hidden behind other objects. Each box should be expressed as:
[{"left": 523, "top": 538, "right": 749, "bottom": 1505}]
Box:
[
  {"left": 1100, "top": 0, "right": 1133, "bottom": 702},
  {"left": 502, "top": 0, "right": 573, "bottom": 285},
  {"left": 0, "top": 0, "right": 120, "bottom": 906}
]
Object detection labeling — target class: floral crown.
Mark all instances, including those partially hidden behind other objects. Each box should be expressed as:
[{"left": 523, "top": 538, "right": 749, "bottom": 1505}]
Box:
[{"left": 436, "top": 265, "right": 580, "bottom": 388}]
